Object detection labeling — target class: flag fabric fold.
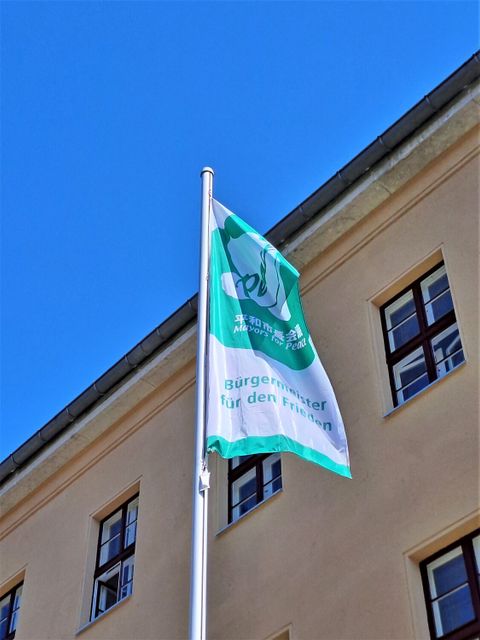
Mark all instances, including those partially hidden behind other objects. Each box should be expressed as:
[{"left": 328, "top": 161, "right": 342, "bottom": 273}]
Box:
[{"left": 206, "top": 199, "right": 351, "bottom": 478}]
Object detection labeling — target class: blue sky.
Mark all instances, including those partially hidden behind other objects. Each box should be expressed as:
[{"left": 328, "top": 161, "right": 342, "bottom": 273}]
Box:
[{"left": 1, "top": 1, "right": 478, "bottom": 459}]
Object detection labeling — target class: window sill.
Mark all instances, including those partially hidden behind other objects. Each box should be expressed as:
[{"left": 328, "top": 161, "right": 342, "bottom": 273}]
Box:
[
  {"left": 76, "top": 595, "right": 132, "bottom": 636},
  {"left": 383, "top": 360, "right": 466, "bottom": 419},
  {"left": 216, "top": 488, "right": 283, "bottom": 537}
]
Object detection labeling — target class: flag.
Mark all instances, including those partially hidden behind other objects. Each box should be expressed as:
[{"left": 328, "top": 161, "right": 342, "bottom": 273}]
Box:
[{"left": 206, "top": 199, "right": 351, "bottom": 478}]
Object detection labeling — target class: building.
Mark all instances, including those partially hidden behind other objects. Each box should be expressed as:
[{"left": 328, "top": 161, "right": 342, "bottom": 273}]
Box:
[{"left": 1, "top": 54, "right": 479, "bottom": 640}]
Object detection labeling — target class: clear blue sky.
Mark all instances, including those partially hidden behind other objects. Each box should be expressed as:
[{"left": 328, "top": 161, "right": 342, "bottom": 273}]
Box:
[{"left": 1, "top": 1, "right": 478, "bottom": 459}]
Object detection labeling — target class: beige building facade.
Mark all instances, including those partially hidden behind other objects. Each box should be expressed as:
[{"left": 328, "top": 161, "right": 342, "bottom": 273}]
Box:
[{"left": 1, "top": 56, "right": 479, "bottom": 640}]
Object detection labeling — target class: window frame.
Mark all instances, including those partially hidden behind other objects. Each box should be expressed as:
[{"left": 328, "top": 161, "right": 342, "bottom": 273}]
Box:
[
  {"left": 228, "top": 453, "right": 282, "bottom": 524},
  {"left": 380, "top": 261, "right": 462, "bottom": 407},
  {"left": 420, "top": 529, "right": 480, "bottom": 640},
  {"left": 91, "top": 494, "right": 139, "bottom": 620},
  {"left": 0, "top": 582, "right": 23, "bottom": 640}
]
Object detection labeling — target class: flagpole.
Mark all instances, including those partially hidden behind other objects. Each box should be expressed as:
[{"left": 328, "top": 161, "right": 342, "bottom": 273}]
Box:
[{"left": 189, "top": 166, "right": 213, "bottom": 640}]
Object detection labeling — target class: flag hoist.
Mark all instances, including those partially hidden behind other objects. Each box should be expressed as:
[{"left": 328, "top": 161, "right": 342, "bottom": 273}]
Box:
[{"left": 189, "top": 168, "right": 351, "bottom": 640}]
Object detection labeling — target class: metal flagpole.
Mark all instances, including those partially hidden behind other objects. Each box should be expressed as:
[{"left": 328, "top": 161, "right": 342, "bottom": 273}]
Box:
[{"left": 189, "top": 167, "right": 214, "bottom": 640}]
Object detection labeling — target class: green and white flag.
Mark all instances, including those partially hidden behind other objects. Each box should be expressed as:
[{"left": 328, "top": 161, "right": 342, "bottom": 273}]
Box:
[{"left": 206, "top": 200, "right": 351, "bottom": 478}]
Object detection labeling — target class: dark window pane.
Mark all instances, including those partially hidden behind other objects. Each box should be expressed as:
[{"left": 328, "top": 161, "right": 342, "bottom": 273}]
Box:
[
  {"left": 100, "top": 510, "right": 122, "bottom": 546},
  {"left": 398, "top": 361, "right": 427, "bottom": 388},
  {"left": 8, "top": 585, "right": 21, "bottom": 634},
  {"left": 231, "top": 455, "right": 255, "bottom": 469},
  {"left": 232, "top": 494, "right": 258, "bottom": 520},
  {"left": 384, "top": 291, "right": 416, "bottom": 329},
  {"left": 426, "top": 290, "right": 454, "bottom": 326},
  {"left": 120, "top": 557, "right": 135, "bottom": 599},
  {"left": 434, "top": 585, "right": 475, "bottom": 637},
  {"left": 120, "top": 582, "right": 133, "bottom": 600},
  {"left": 422, "top": 269, "right": 449, "bottom": 303},
  {"left": 97, "top": 572, "right": 120, "bottom": 615},
  {"left": 126, "top": 498, "right": 139, "bottom": 525},
  {"left": 451, "top": 350, "right": 465, "bottom": 368},
  {"left": 239, "top": 477, "right": 256, "bottom": 502},
  {"left": 0, "top": 618, "right": 8, "bottom": 640},
  {"left": 474, "top": 536, "right": 480, "bottom": 575},
  {"left": 400, "top": 373, "right": 430, "bottom": 402},
  {"left": 231, "top": 467, "right": 257, "bottom": 507},
  {"left": 273, "top": 476, "right": 282, "bottom": 492},
  {"left": 270, "top": 460, "right": 281, "bottom": 480},
  {"left": 110, "top": 519, "right": 122, "bottom": 537},
  {"left": 99, "top": 533, "right": 122, "bottom": 566},
  {"left": 0, "top": 598, "right": 9, "bottom": 622},
  {"left": 121, "top": 559, "right": 134, "bottom": 587},
  {"left": 9, "top": 609, "right": 19, "bottom": 634},
  {"left": 432, "top": 554, "right": 468, "bottom": 598},
  {"left": 125, "top": 522, "right": 137, "bottom": 548},
  {"left": 432, "top": 324, "right": 464, "bottom": 377},
  {"left": 263, "top": 454, "right": 281, "bottom": 483},
  {"left": 262, "top": 454, "right": 282, "bottom": 499},
  {"left": 393, "top": 348, "right": 427, "bottom": 390},
  {"left": 384, "top": 291, "right": 420, "bottom": 351},
  {"left": 11, "top": 587, "right": 21, "bottom": 614},
  {"left": 230, "top": 465, "right": 258, "bottom": 521},
  {"left": 239, "top": 495, "right": 257, "bottom": 515},
  {"left": 421, "top": 266, "right": 453, "bottom": 325},
  {"left": 388, "top": 315, "right": 420, "bottom": 351},
  {"left": 263, "top": 475, "right": 283, "bottom": 499},
  {"left": 435, "top": 347, "right": 464, "bottom": 376}
]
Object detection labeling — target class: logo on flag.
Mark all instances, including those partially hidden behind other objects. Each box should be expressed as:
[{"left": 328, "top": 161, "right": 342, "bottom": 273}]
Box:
[{"left": 206, "top": 199, "right": 351, "bottom": 478}]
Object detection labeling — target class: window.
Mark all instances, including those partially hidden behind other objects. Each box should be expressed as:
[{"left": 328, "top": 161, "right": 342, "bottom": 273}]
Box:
[
  {"left": 0, "top": 583, "right": 22, "bottom": 640},
  {"left": 91, "top": 495, "right": 139, "bottom": 620},
  {"left": 420, "top": 530, "right": 480, "bottom": 639},
  {"left": 380, "top": 263, "right": 464, "bottom": 406},
  {"left": 228, "top": 453, "right": 282, "bottom": 523}
]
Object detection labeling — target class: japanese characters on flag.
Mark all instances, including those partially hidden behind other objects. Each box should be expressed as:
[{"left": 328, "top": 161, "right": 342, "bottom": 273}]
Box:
[{"left": 206, "top": 199, "right": 351, "bottom": 478}]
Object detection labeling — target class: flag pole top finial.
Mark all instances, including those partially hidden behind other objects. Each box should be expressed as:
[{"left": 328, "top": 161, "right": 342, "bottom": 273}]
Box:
[{"left": 201, "top": 167, "right": 214, "bottom": 176}]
